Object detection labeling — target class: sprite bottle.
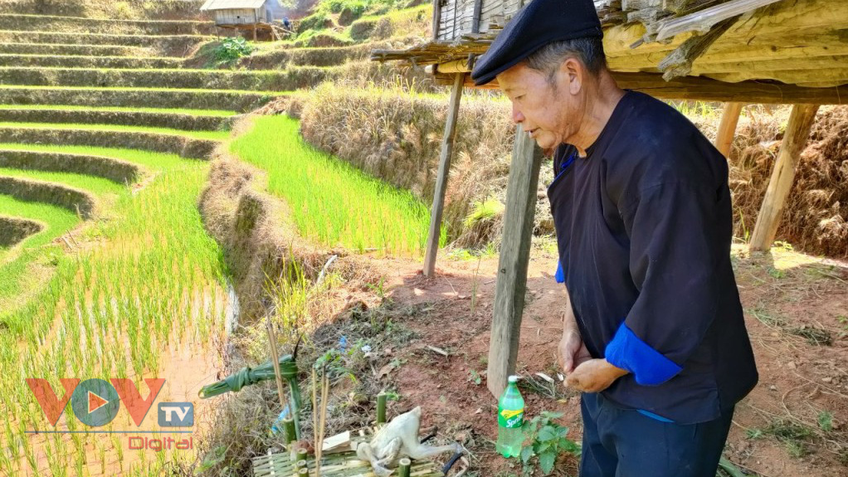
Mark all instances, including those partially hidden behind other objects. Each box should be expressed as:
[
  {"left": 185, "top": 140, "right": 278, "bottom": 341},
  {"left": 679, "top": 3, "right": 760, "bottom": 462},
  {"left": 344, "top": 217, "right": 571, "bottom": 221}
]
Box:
[{"left": 496, "top": 375, "right": 525, "bottom": 458}]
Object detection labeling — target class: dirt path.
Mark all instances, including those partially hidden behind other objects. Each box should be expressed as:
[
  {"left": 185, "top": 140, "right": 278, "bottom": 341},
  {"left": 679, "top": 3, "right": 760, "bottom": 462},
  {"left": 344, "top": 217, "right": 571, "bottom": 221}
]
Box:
[{"left": 356, "top": 242, "right": 848, "bottom": 476}]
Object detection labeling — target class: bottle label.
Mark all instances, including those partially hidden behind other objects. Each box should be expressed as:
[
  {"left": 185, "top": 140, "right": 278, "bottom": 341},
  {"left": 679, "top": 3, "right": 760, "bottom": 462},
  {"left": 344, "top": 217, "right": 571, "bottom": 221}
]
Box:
[{"left": 498, "top": 408, "right": 524, "bottom": 428}]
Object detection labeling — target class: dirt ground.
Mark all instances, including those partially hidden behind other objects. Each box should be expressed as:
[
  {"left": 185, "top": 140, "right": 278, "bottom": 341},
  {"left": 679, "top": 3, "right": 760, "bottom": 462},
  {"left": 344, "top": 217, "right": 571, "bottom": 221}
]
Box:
[{"left": 331, "top": 239, "right": 848, "bottom": 477}]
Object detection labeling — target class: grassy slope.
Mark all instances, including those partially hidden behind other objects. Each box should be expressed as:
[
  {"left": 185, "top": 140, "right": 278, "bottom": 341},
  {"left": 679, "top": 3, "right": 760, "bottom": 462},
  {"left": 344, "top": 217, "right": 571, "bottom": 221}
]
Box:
[
  {"left": 231, "top": 115, "right": 443, "bottom": 256},
  {"left": 0, "top": 194, "right": 79, "bottom": 302}
]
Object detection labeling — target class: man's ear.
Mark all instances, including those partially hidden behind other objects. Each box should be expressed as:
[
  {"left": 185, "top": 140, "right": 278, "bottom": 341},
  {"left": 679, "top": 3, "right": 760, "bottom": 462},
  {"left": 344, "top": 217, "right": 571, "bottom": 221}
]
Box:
[{"left": 560, "top": 58, "right": 583, "bottom": 95}]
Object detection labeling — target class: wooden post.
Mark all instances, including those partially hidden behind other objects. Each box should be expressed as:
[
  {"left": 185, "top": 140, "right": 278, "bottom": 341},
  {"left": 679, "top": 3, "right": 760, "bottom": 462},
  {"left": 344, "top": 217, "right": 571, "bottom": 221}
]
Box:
[
  {"left": 432, "top": 0, "right": 441, "bottom": 40},
  {"left": 487, "top": 124, "right": 542, "bottom": 398},
  {"left": 423, "top": 73, "right": 464, "bottom": 277},
  {"left": 715, "top": 102, "right": 743, "bottom": 158},
  {"left": 749, "top": 104, "right": 819, "bottom": 252},
  {"left": 471, "top": 0, "right": 484, "bottom": 34}
]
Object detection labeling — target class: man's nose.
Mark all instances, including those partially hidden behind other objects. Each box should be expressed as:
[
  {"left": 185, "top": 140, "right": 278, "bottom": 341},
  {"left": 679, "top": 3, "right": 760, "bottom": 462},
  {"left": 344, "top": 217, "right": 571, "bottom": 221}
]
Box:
[{"left": 512, "top": 105, "right": 525, "bottom": 124}]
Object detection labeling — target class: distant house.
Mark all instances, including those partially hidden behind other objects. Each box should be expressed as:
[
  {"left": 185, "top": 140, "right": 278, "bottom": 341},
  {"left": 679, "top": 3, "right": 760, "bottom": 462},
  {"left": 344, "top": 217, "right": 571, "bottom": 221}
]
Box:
[{"left": 200, "top": 0, "right": 285, "bottom": 27}]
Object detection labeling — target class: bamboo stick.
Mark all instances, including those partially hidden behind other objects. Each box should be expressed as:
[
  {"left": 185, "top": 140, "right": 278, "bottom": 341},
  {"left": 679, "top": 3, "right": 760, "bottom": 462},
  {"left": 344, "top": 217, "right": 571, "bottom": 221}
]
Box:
[
  {"left": 376, "top": 393, "right": 387, "bottom": 425},
  {"left": 311, "top": 367, "right": 319, "bottom": 473},
  {"left": 398, "top": 458, "right": 411, "bottom": 477},
  {"left": 265, "top": 317, "right": 289, "bottom": 420}
]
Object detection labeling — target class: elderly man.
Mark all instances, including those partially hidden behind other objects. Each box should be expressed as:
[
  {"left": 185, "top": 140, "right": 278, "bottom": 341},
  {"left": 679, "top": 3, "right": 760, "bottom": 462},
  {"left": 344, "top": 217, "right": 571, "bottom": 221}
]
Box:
[{"left": 471, "top": 0, "right": 758, "bottom": 476}]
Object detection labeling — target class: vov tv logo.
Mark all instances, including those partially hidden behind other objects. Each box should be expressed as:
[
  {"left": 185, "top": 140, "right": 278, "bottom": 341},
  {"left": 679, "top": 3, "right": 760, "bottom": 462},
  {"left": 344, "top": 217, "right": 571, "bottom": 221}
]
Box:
[{"left": 26, "top": 378, "right": 193, "bottom": 429}]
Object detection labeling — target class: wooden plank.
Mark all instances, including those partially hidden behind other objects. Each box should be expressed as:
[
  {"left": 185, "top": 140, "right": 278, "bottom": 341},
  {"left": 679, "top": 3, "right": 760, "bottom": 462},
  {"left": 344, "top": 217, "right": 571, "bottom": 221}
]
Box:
[
  {"left": 715, "top": 102, "right": 744, "bottom": 158},
  {"left": 656, "top": 0, "right": 785, "bottom": 41},
  {"left": 657, "top": 15, "right": 736, "bottom": 80},
  {"left": 605, "top": 0, "right": 848, "bottom": 58},
  {"left": 423, "top": 73, "right": 465, "bottom": 277},
  {"left": 487, "top": 124, "right": 542, "bottom": 398},
  {"left": 749, "top": 104, "right": 820, "bottom": 252}
]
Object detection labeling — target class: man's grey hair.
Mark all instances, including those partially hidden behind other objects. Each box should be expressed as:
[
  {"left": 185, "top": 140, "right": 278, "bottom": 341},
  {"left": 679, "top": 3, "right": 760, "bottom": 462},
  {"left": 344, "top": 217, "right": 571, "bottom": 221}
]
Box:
[{"left": 524, "top": 37, "right": 608, "bottom": 83}]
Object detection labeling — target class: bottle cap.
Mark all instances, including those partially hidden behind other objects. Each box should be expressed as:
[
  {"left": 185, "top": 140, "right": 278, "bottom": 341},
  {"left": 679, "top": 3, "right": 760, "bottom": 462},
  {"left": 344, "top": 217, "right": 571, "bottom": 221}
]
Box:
[{"left": 508, "top": 375, "right": 519, "bottom": 383}]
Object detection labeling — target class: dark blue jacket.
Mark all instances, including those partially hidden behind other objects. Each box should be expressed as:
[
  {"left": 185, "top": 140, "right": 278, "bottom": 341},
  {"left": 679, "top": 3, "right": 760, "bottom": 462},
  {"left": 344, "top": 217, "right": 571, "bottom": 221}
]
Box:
[{"left": 548, "top": 91, "right": 758, "bottom": 424}]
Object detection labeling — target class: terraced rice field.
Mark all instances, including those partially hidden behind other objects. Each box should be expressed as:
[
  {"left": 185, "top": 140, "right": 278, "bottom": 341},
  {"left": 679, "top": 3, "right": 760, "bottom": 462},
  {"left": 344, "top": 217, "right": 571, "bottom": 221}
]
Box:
[
  {"left": 0, "top": 11, "right": 263, "bottom": 476},
  {"left": 0, "top": 7, "right": 438, "bottom": 475},
  {"left": 232, "top": 115, "right": 442, "bottom": 256}
]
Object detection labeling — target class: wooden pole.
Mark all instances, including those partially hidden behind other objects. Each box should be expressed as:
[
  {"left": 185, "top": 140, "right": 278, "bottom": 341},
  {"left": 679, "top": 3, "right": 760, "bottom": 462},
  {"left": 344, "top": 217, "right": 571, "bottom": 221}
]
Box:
[
  {"left": 749, "top": 104, "right": 820, "bottom": 252},
  {"left": 486, "top": 124, "right": 542, "bottom": 398},
  {"left": 423, "top": 73, "right": 465, "bottom": 277},
  {"left": 431, "top": 0, "right": 441, "bottom": 40},
  {"left": 715, "top": 102, "right": 743, "bottom": 158}
]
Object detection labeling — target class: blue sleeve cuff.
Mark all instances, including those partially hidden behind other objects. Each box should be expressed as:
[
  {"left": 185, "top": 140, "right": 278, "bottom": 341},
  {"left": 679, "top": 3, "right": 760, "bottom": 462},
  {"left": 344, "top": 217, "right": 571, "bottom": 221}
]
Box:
[
  {"left": 555, "top": 261, "right": 565, "bottom": 283},
  {"left": 605, "top": 322, "right": 682, "bottom": 386}
]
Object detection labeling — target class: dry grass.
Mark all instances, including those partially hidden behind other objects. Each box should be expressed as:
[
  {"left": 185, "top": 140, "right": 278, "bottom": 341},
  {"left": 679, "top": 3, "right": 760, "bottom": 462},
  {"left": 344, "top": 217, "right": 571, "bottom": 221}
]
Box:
[
  {"left": 0, "top": 126, "right": 219, "bottom": 159},
  {"left": 0, "top": 42, "right": 153, "bottom": 57},
  {"left": 300, "top": 82, "right": 517, "bottom": 245},
  {"left": 0, "top": 66, "right": 329, "bottom": 92},
  {"left": 0, "top": 107, "right": 236, "bottom": 131},
  {"left": 0, "top": 215, "right": 43, "bottom": 247},
  {"left": 686, "top": 104, "right": 848, "bottom": 258},
  {"left": 0, "top": 85, "right": 276, "bottom": 112},
  {"left": 0, "top": 175, "right": 96, "bottom": 218},
  {"left": 0, "top": 54, "right": 185, "bottom": 69},
  {"left": 0, "top": 12, "right": 214, "bottom": 35},
  {"left": 0, "top": 148, "right": 142, "bottom": 183},
  {"left": 0, "top": 0, "right": 208, "bottom": 20}
]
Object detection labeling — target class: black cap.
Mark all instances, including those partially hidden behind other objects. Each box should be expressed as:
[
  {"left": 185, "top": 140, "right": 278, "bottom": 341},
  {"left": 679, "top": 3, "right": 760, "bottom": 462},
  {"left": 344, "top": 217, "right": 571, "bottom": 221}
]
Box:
[{"left": 470, "top": 0, "right": 603, "bottom": 86}]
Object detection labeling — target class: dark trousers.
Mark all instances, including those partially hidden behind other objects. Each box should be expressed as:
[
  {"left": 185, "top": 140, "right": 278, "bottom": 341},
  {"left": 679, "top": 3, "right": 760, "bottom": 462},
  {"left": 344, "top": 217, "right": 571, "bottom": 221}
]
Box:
[{"left": 580, "top": 393, "right": 733, "bottom": 477}]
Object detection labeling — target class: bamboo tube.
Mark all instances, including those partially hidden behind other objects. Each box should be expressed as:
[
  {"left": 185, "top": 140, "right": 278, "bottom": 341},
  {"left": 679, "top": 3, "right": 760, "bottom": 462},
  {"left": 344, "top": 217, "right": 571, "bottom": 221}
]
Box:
[
  {"left": 296, "top": 459, "right": 307, "bottom": 469},
  {"left": 398, "top": 458, "right": 411, "bottom": 477},
  {"left": 297, "top": 449, "right": 308, "bottom": 464},
  {"left": 298, "top": 468, "right": 309, "bottom": 476},
  {"left": 376, "top": 393, "right": 387, "bottom": 425},
  {"left": 282, "top": 418, "right": 296, "bottom": 445}
]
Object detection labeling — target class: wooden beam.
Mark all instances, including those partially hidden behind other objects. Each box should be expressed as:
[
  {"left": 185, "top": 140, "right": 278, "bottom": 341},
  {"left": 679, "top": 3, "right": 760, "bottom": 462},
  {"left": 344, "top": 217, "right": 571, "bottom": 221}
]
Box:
[
  {"left": 715, "top": 102, "right": 744, "bottom": 158},
  {"left": 422, "top": 73, "right": 464, "bottom": 277},
  {"left": 487, "top": 124, "right": 542, "bottom": 398},
  {"left": 749, "top": 104, "right": 820, "bottom": 253},
  {"left": 437, "top": 71, "right": 848, "bottom": 104}
]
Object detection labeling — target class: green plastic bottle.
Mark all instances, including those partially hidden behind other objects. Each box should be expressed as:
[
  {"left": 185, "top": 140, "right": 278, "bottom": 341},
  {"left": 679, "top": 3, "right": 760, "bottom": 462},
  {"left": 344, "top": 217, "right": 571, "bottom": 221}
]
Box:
[{"left": 496, "top": 375, "right": 525, "bottom": 458}]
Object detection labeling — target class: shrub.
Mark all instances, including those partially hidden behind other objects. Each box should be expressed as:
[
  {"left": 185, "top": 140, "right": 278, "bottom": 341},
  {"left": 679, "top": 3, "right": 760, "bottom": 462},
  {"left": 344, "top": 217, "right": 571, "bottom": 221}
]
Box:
[{"left": 213, "top": 37, "right": 255, "bottom": 63}]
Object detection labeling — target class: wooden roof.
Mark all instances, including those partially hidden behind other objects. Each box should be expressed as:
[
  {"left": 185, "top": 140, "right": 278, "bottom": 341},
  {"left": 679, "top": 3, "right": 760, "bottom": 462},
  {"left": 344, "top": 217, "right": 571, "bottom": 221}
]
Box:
[
  {"left": 372, "top": 0, "right": 848, "bottom": 104},
  {"left": 200, "top": 0, "right": 268, "bottom": 11}
]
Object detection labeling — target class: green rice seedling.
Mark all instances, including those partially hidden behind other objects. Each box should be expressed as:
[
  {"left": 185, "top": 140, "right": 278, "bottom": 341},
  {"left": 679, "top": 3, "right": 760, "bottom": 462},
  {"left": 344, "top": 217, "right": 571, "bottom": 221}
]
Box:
[{"left": 231, "top": 115, "right": 444, "bottom": 256}]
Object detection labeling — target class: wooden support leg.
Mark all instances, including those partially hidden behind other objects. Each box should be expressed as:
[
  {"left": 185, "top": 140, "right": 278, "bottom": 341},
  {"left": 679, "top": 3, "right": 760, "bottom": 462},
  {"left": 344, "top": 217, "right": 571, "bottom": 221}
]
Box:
[
  {"left": 715, "top": 102, "right": 743, "bottom": 158},
  {"left": 749, "top": 104, "right": 820, "bottom": 253},
  {"left": 423, "top": 73, "right": 464, "bottom": 277},
  {"left": 487, "top": 124, "right": 542, "bottom": 398}
]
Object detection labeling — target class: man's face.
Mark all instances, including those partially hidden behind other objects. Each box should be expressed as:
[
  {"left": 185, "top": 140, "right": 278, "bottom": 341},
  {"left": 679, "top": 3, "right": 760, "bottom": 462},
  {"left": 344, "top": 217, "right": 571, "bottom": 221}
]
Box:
[{"left": 497, "top": 61, "right": 583, "bottom": 150}]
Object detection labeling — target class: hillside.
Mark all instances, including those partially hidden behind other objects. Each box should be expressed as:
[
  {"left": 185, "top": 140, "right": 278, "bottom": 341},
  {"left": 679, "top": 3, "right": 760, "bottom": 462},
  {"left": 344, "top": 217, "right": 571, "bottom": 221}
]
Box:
[{"left": 0, "top": 0, "right": 845, "bottom": 476}]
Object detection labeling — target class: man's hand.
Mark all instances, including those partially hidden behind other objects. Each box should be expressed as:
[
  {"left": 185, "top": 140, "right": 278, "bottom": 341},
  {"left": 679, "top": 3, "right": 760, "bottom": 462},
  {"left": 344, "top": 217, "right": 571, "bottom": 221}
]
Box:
[
  {"left": 565, "top": 359, "right": 629, "bottom": 393},
  {"left": 558, "top": 329, "right": 592, "bottom": 374}
]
